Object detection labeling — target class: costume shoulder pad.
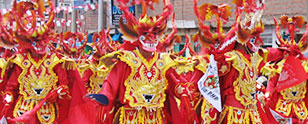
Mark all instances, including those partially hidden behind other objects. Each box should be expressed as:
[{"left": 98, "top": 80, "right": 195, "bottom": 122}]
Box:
[
  {"left": 11, "top": 54, "right": 25, "bottom": 68},
  {"left": 156, "top": 53, "right": 178, "bottom": 70},
  {"left": 224, "top": 51, "right": 237, "bottom": 62},
  {"left": 99, "top": 51, "right": 122, "bottom": 67},
  {"left": 117, "top": 50, "right": 141, "bottom": 69},
  {"left": 171, "top": 55, "right": 195, "bottom": 74},
  {"left": 260, "top": 62, "right": 276, "bottom": 77},
  {"left": 302, "top": 59, "right": 308, "bottom": 73},
  {"left": 194, "top": 55, "right": 210, "bottom": 73},
  {"left": 275, "top": 59, "right": 286, "bottom": 74}
]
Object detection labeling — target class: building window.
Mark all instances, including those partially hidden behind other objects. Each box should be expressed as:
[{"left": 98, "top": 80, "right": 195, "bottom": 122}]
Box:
[
  {"left": 173, "top": 36, "right": 187, "bottom": 57},
  {"left": 260, "top": 33, "right": 273, "bottom": 47},
  {"left": 194, "top": 42, "right": 201, "bottom": 53},
  {"left": 56, "top": 11, "right": 64, "bottom": 18}
]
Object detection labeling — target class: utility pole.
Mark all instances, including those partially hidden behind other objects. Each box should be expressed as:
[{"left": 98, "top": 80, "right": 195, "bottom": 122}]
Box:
[
  {"left": 98, "top": 0, "right": 104, "bottom": 32},
  {"left": 71, "top": 0, "right": 77, "bottom": 32},
  {"left": 307, "top": 0, "right": 308, "bottom": 25}
]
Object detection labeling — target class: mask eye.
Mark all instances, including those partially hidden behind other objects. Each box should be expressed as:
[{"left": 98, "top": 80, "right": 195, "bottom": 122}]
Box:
[
  {"left": 215, "top": 42, "right": 220, "bottom": 48},
  {"left": 139, "top": 35, "right": 145, "bottom": 41},
  {"left": 250, "top": 38, "right": 255, "bottom": 43}
]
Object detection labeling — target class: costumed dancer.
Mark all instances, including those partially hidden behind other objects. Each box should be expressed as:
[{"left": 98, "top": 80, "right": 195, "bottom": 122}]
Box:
[
  {"left": 0, "top": 9, "right": 18, "bottom": 120},
  {"left": 57, "top": 31, "right": 88, "bottom": 76},
  {"left": 87, "top": 0, "right": 199, "bottom": 123},
  {"left": 191, "top": 0, "right": 234, "bottom": 123},
  {"left": 82, "top": 29, "right": 119, "bottom": 94},
  {"left": 263, "top": 15, "right": 308, "bottom": 124},
  {"left": 0, "top": 0, "right": 80, "bottom": 123},
  {"left": 162, "top": 35, "right": 208, "bottom": 124},
  {"left": 194, "top": 0, "right": 270, "bottom": 123}
]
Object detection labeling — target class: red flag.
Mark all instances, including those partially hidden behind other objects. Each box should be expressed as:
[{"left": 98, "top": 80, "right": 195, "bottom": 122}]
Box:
[
  {"left": 10, "top": 91, "right": 57, "bottom": 123},
  {"left": 276, "top": 56, "right": 308, "bottom": 92},
  {"left": 95, "top": 3, "right": 98, "bottom": 9},
  {"left": 61, "top": 19, "right": 66, "bottom": 27}
]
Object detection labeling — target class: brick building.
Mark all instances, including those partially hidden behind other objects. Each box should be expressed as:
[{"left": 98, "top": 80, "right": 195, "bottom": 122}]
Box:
[
  {"left": 0, "top": 0, "right": 11, "bottom": 9},
  {"left": 147, "top": 0, "right": 308, "bottom": 54},
  {"left": 1, "top": 0, "right": 307, "bottom": 51}
]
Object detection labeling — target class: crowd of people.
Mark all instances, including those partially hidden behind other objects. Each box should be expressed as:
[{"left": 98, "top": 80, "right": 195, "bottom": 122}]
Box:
[{"left": 0, "top": 0, "right": 307, "bottom": 123}]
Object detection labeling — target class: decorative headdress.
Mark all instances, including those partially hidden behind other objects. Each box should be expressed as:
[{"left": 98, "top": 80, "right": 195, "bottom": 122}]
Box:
[
  {"left": 233, "top": 0, "right": 265, "bottom": 50},
  {"left": 60, "top": 32, "right": 88, "bottom": 60},
  {"left": 0, "top": 0, "right": 56, "bottom": 54},
  {"left": 90, "top": 28, "right": 120, "bottom": 60},
  {"left": 193, "top": 0, "right": 265, "bottom": 53},
  {"left": 0, "top": 10, "right": 17, "bottom": 49},
  {"left": 274, "top": 15, "right": 307, "bottom": 54},
  {"left": 117, "top": 0, "right": 177, "bottom": 52},
  {"left": 192, "top": 0, "right": 232, "bottom": 50}
]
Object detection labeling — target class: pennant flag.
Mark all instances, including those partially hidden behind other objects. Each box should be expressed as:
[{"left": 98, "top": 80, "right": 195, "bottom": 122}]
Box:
[
  {"left": 95, "top": 3, "right": 98, "bottom": 9},
  {"left": 276, "top": 56, "right": 308, "bottom": 92},
  {"left": 55, "top": 3, "right": 96, "bottom": 13},
  {"left": 66, "top": 19, "right": 71, "bottom": 26},
  {"left": 66, "top": 22, "right": 70, "bottom": 26},
  {"left": 61, "top": 19, "right": 66, "bottom": 27},
  {"left": 64, "top": 6, "right": 69, "bottom": 13},
  {"left": 84, "top": 5, "right": 89, "bottom": 11},
  {"left": 80, "top": 15, "right": 85, "bottom": 20},
  {"left": 56, "top": 7, "right": 61, "bottom": 13},
  {"left": 77, "top": 20, "right": 82, "bottom": 27},
  {"left": 56, "top": 19, "right": 61, "bottom": 26},
  {"left": 68, "top": 7, "right": 73, "bottom": 13},
  {"left": 87, "top": 5, "right": 92, "bottom": 10},
  {"left": 197, "top": 54, "right": 222, "bottom": 112},
  {"left": 90, "top": 4, "right": 96, "bottom": 10}
]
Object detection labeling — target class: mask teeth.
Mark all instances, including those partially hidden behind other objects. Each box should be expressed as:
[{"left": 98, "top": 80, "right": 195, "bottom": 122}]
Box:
[
  {"left": 145, "top": 42, "right": 158, "bottom": 48},
  {"left": 34, "top": 46, "right": 44, "bottom": 51},
  {"left": 140, "top": 39, "right": 158, "bottom": 48},
  {"left": 219, "top": 35, "right": 237, "bottom": 51}
]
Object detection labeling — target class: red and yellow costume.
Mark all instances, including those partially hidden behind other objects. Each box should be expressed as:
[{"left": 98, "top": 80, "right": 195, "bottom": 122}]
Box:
[
  {"left": 87, "top": 0, "right": 199, "bottom": 123},
  {"left": 57, "top": 31, "right": 111, "bottom": 94},
  {"left": 55, "top": 31, "right": 89, "bottom": 77},
  {"left": 82, "top": 60, "right": 113, "bottom": 94},
  {"left": 192, "top": 0, "right": 269, "bottom": 123},
  {"left": 100, "top": 50, "right": 184, "bottom": 123},
  {"left": 191, "top": 1, "right": 231, "bottom": 123},
  {"left": 264, "top": 15, "right": 308, "bottom": 123},
  {"left": 82, "top": 29, "right": 117, "bottom": 94},
  {"left": 0, "top": 5, "right": 21, "bottom": 118},
  {"left": 179, "top": 55, "right": 218, "bottom": 124},
  {"left": 218, "top": 50, "right": 266, "bottom": 124},
  {"left": 0, "top": 0, "right": 79, "bottom": 123},
  {"left": 162, "top": 48, "right": 209, "bottom": 124},
  {"left": 0, "top": 47, "right": 14, "bottom": 119},
  {"left": 3, "top": 52, "right": 72, "bottom": 123},
  {"left": 165, "top": 38, "right": 218, "bottom": 124}
]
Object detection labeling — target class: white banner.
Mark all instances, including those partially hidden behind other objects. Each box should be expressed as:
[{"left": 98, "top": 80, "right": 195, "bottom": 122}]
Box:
[
  {"left": 0, "top": 116, "right": 7, "bottom": 124},
  {"left": 269, "top": 108, "right": 292, "bottom": 124},
  {"left": 197, "top": 54, "right": 222, "bottom": 112}
]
